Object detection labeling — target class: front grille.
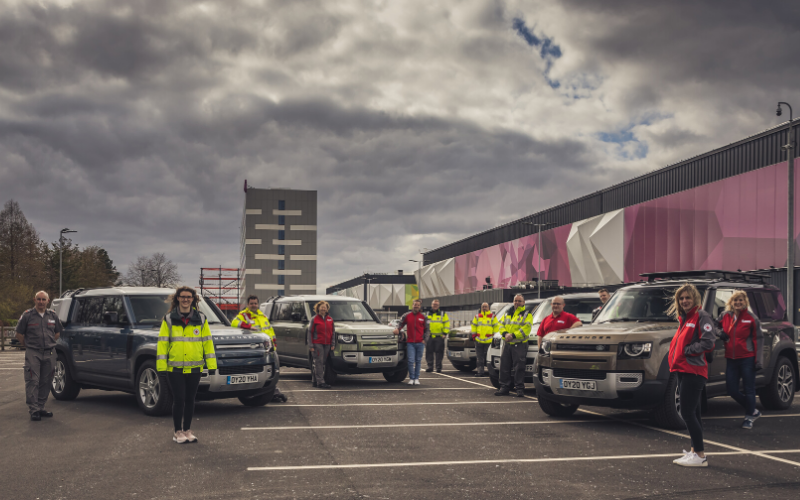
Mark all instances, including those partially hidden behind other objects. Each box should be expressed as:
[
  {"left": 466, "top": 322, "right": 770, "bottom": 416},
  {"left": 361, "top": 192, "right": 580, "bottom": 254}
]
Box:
[
  {"left": 555, "top": 344, "right": 612, "bottom": 352},
  {"left": 448, "top": 346, "right": 465, "bottom": 351},
  {"left": 552, "top": 368, "right": 606, "bottom": 380},
  {"left": 362, "top": 350, "right": 396, "bottom": 356},
  {"left": 219, "top": 365, "right": 265, "bottom": 375}
]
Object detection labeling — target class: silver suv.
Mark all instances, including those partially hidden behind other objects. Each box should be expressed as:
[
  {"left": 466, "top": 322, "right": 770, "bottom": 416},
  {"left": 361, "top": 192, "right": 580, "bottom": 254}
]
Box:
[{"left": 261, "top": 295, "right": 407, "bottom": 384}]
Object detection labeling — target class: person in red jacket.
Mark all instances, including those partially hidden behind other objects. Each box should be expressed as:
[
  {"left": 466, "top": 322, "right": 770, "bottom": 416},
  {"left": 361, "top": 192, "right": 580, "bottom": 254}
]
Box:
[
  {"left": 393, "top": 299, "right": 430, "bottom": 385},
  {"left": 668, "top": 283, "right": 715, "bottom": 468},
  {"left": 307, "top": 301, "right": 336, "bottom": 389},
  {"left": 716, "top": 290, "right": 763, "bottom": 429}
]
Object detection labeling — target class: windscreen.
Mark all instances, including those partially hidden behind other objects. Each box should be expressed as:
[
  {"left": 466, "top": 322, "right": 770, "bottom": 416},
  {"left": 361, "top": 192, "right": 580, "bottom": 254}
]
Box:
[
  {"left": 128, "top": 295, "right": 225, "bottom": 325},
  {"left": 594, "top": 287, "right": 694, "bottom": 323},
  {"left": 565, "top": 299, "right": 603, "bottom": 323},
  {"left": 306, "top": 301, "right": 378, "bottom": 322}
]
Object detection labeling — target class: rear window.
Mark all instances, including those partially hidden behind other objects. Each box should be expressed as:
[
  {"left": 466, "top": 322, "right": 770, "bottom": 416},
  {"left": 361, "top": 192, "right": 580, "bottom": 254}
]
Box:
[{"left": 752, "top": 289, "right": 786, "bottom": 322}]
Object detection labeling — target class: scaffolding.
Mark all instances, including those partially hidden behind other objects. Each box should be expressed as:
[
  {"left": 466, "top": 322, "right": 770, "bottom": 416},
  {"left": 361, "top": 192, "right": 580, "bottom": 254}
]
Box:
[{"left": 199, "top": 267, "right": 241, "bottom": 319}]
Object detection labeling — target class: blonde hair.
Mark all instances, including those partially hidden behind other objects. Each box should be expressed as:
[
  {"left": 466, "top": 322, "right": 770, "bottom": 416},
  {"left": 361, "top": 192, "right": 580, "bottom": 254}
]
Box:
[
  {"left": 314, "top": 301, "right": 330, "bottom": 314},
  {"left": 666, "top": 283, "right": 703, "bottom": 319},
  {"left": 724, "top": 290, "right": 750, "bottom": 313}
]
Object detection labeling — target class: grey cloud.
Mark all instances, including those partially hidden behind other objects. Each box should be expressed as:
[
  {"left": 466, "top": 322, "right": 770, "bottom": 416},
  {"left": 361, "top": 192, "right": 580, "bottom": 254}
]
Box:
[{"left": 1, "top": 0, "right": 797, "bottom": 290}]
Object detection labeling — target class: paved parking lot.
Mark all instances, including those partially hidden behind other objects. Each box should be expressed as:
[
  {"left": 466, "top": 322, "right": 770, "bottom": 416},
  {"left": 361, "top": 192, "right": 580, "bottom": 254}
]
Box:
[{"left": 2, "top": 350, "right": 799, "bottom": 500}]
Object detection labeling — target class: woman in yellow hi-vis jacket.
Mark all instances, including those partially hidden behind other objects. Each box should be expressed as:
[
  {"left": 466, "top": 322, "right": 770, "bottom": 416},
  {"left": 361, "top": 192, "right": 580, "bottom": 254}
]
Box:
[{"left": 157, "top": 286, "right": 217, "bottom": 444}]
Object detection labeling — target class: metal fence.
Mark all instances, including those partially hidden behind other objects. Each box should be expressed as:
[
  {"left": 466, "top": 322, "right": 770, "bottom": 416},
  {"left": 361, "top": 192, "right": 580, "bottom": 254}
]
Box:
[{"left": 1, "top": 326, "right": 20, "bottom": 351}]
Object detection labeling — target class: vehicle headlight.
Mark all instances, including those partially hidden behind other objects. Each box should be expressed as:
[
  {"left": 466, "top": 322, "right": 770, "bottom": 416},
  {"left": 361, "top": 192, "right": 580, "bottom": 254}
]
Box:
[
  {"left": 541, "top": 340, "right": 552, "bottom": 355},
  {"left": 339, "top": 334, "right": 356, "bottom": 344},
  {"left": 619, "top": 342, "right": 652, "bottom": 359},
  {"left": 263, "top": 337, "right": 273, "bottom": 351}
]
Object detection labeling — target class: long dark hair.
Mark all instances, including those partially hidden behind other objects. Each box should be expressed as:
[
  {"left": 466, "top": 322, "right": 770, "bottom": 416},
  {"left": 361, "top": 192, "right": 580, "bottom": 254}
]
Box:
[{"left": 166, "top": 286, "right": 199, "bottom": 312}]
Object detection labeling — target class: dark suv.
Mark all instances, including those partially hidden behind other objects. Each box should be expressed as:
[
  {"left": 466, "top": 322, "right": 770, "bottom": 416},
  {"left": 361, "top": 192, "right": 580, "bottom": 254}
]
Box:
[
  {"left": 50, "top": 287, "right": 280, "bottom": 415},
  {"left": 534, "top": 271, "right": 798, "bottom": 429}
]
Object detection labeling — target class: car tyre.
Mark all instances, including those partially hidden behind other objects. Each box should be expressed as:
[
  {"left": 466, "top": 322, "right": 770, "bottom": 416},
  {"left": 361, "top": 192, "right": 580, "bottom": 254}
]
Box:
[
  {"left": 383, "top": 367, "right": 409, "bottom": 383},
  {"left": 323, "top": 356, "right": 338, "bottom": 386},
  {"left": 488, "top": 372, "right": 500, "bottom": 389},
  {"left": 758, "top": 356, "right": 796, "bottom": 410},
  {"left": 537, "top": 396, "right": 579, "bottom": 417},
  {"left": 135, "top": 360, "right": 173, "bottom": 416},
  {"left": 51, "top": 354, "right": 81, "bottom": 401},
  {"left": 652, "top": 373, "right": 685, "bottom": 430},
  {"left": 239, "top": 389, "right": 275, "bottom": 407}
]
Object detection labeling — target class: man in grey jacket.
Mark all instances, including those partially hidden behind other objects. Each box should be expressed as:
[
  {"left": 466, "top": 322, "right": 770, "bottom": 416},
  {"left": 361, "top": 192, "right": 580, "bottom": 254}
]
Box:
[{"left": 16, "top": 291, "right": 63, "bottom": 421}]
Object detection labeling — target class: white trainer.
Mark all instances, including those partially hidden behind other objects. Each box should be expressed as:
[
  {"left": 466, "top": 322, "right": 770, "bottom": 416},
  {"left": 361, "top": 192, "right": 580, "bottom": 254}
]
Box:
[
  {"left": 173, "top": 431, "right": 187, "bottom": 444},
  {"left": 676, "top": 452, "right": 708, "bottom": 467},
  {"left": 407, "top": 379, "right": 415, "bottom": 385},
  {"left": 673, "top": 450, "right": 691, "bottom": 464},
  {"left": 414, "top": 379, "right": 421, "bottom": 385}
]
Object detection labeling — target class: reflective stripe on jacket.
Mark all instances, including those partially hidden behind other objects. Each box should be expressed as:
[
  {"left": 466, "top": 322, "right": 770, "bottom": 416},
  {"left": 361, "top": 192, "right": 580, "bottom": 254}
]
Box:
[
  {"left": 718, "top": 310, "right": 763, "bottom": 362},
  {"left": 668, "top": 307, "right": 715, "bottom": 378},
  {"left": 157, "top": 309, "right": 217, "bottom": 373},
  {"left": 471, "top": 312, "right": 498, "bottom": 343},
  {"left": 498, "top": 307, "right": 532, "bottom": 344},
  {"left": 427, "top": 311, "right": 450, "bottom": 337},
  {"left": 231, "top": 308, "right": 275, "bottom": 340}
]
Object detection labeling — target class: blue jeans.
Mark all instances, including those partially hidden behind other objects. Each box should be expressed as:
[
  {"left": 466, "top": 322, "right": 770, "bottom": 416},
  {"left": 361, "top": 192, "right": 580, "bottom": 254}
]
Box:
[
  {"left": 407, "top": 342, "right": 425, "bottom": 380},
  {"left": 726, "top": 357, "right": 756, "bottom": 416}
]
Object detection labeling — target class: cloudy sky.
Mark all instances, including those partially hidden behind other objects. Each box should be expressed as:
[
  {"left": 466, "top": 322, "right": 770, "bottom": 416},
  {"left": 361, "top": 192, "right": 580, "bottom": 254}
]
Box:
[{"left": 1, "top": 0, "right": 799, "bottom": 292}]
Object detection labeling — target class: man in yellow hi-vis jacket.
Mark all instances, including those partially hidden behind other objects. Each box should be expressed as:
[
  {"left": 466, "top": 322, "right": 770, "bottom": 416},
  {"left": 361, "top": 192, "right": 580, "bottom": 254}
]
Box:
[
  {"left": 230, "top": 295, "right": 287, "bottom": 402},
  {"left": 471, "top": 302, "right": 498, "bottom": 377},
  {"left": 495, "top": 294, "right": 532, "bottom": 398},
  {"left": 157, "top": 286, "right": 217, "bottom": 444},
  {"left": 425, "top": 299, "right": 450, "bottom": 373}
]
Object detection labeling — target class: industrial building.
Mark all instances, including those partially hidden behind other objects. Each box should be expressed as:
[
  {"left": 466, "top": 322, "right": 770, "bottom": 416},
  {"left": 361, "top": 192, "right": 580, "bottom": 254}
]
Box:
[
  {"left": 239, "top": 186, "right": 317, "bottom": 303},
  {"left": 417, "top": 120, "right": 800, "bottom": 319},
  {"left": 327, "top": 272, "right": 419, "bottom": 321}
]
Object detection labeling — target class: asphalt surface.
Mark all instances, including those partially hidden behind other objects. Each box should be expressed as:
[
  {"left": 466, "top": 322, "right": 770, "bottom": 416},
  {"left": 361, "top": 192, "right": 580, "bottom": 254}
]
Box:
[{"left": 1, "top": 350, "right": 799, "bottom": 500}]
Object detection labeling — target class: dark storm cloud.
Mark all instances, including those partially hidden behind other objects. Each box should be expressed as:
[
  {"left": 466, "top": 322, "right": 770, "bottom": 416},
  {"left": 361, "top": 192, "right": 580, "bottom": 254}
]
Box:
[{"left": 1, "top": 0, "right": 797, "bottom": 289}]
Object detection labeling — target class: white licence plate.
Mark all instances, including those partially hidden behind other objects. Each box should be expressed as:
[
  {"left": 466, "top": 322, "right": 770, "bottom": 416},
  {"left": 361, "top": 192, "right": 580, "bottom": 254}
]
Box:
[
  {"left": 369, "top": 356, "right": 392, "bottom": 363},
  {"left": 525, "top": 364, "right": 535, "bottom": 372},
  {"left": 449, "top": 351, "right": 462, "bottom": 357},
  {"left": 227, "top": 374, "right": 258, "bottom": 385},
  {"left": 559, "top": 379, "right": 597, "bottom": 391}
]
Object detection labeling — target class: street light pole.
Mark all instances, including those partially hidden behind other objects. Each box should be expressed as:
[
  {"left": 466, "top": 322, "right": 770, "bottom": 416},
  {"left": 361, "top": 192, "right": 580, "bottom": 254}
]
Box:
[
  {"left": 778, "top": 102, "right": 795, "bottom": 324},
  {"left": 59, "top": 228, "right": 76, "bottom": 297}
]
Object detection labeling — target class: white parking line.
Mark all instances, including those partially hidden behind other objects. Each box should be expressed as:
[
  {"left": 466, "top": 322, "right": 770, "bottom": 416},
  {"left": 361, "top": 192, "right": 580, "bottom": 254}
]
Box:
[
  {"left": 260, "top": 401, "right": 535, "bottom": 408},
  {"left": 435, "top": 371, "right": 800, "bottom": 468},
  {"left": 283, "top": 387, "right": 485, "bottom": 392},
  {"left": 703, "top": 414, "right": 800, "bottom": 420},
  {"left": 248, "top": 449, "right": 800, "bottom": 471},
  {"left": 242, "top": 419, "right": 618, "bottom": 431}
]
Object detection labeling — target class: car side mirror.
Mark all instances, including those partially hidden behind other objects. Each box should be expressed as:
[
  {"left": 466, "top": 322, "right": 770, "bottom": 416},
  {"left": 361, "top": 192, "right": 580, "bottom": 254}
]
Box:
[{"left": 103, "top": 312, "right": 119, "bottom": 325}]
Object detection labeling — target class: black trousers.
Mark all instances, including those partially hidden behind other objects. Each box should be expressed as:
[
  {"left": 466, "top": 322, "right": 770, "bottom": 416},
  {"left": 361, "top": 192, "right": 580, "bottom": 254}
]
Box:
[
  {"left": 426, "top": 336, "right": 445, "bottom": 370},
  {"left": 499, "top": 342, "right": 527, "bottom": 391},
  {"left": 475, "top": 343, "right": 490, "bottom": 375},
  {"left": 167, "top": 370, "right": 202, "bottom": 432},
  {"left": 677, "top": 372, "right": 706, "bottom": 453}
]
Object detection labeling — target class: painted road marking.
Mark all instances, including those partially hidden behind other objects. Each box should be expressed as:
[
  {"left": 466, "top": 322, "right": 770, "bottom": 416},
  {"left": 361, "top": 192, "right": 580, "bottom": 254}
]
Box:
[
  {"left": 282, "top": 387, "right": 485, "bottom": 392},
  {"left": 247, "top": 449, "right": 800, "bottom": 471},
  {"left": 435, "top": 371, "right": 800, "bottom": 468},
  {"left": 261, "top": 401, "right": 535, "bottom": 408},
  {"left": 703, "top": 414, "right": 800, "bottom": 420},
  {"left": 242, "top": 419, "right": 618, "bottom": 431}
]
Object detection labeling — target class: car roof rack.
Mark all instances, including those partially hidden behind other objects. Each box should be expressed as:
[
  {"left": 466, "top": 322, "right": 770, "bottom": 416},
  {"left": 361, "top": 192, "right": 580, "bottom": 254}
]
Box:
[{"left": 640, "top": 270, "right": 769, "bottom": 284}]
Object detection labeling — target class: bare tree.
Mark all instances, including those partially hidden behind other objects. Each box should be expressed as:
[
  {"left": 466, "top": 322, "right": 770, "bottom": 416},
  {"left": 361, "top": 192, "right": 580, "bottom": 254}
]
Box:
[{"left": 125, "top": 253, "right": 181, "bottom": 288}]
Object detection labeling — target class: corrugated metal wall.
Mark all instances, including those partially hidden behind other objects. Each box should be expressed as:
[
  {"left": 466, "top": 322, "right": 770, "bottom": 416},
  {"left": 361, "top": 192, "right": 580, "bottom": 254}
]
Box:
[{"left": 426, "top": 122, "right": 799, "bottom": 264}]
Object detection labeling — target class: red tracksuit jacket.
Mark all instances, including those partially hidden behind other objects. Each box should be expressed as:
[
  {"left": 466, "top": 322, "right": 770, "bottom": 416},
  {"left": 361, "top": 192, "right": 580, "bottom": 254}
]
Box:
[
  {"left": 398, "top": 311, "right": 430, "bottom": 343},
  {"left": 717, "top": 310, "right": 763, "bottom": 364},
  {"left": 668, "top": 307, "right": 716, "bottom": 378}
]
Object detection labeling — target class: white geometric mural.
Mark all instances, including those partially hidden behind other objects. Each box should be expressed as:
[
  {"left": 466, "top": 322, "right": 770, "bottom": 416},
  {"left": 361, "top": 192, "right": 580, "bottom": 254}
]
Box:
[{"left": 566, "top": 209, "right": 624, "bottom": 286}]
